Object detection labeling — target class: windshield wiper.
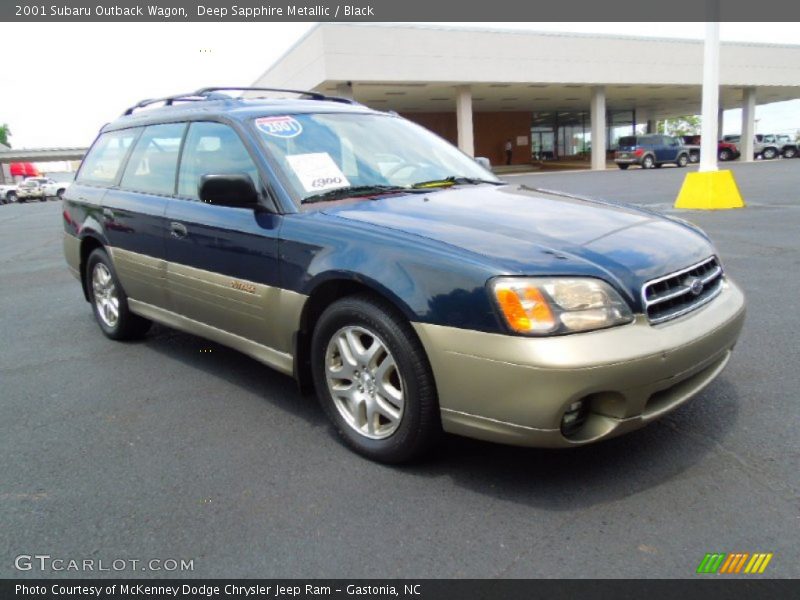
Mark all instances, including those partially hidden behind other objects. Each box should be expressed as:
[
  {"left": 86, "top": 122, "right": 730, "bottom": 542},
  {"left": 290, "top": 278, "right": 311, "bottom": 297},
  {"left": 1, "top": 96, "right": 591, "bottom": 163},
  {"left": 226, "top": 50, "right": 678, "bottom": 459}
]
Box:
[
  {"left": 301, "top": 185, "right": 416, "bottom": 205},
  {"left": 410, "top": 176, "right": 504, "bottom": 189}
]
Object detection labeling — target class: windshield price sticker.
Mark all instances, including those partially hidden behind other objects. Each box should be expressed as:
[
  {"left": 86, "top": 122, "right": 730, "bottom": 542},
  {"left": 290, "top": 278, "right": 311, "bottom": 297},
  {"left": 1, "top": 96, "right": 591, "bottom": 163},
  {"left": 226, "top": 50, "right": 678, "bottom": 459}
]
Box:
[
  {"left": 286, "top": 153, "right": 351, "bottom": 193},
  {"left": 255, "top": 116, "right": 303, "bottom": 138}
]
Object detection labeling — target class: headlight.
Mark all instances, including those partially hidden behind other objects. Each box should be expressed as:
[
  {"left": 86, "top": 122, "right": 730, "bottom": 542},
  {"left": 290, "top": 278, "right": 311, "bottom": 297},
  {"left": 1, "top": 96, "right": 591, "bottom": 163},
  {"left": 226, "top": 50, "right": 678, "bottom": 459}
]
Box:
[{"left": 491, "top": 277, "right": 634, "bottom": 335}]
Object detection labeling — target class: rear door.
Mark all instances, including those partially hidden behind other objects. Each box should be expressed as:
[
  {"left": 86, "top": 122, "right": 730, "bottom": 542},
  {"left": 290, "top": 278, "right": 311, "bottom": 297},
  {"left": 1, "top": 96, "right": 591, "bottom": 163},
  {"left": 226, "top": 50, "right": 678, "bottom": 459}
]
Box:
[
  {"left": 163, "top": 120, "right": 288, "bottom": 352},
  {"left": 105, "top": 122, "right": 187, "bottom": 308},
  {"left": 665, "top": 136, "right": 682, "bottom": 161}
]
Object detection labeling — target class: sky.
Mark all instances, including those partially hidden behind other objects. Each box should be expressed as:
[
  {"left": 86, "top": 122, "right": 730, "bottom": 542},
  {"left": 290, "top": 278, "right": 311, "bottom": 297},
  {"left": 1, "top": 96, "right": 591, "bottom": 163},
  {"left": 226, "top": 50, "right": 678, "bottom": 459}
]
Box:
[{"left": 1, "top": 22, "right": 799, "bottom": 149}]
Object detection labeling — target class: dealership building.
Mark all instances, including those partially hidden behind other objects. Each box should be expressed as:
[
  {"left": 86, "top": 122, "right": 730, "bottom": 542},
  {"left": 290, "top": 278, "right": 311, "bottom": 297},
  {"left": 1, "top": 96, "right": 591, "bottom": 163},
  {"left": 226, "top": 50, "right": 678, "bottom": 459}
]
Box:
[{"left": 253, "top": 24, "right": 800, "bottom": 169}]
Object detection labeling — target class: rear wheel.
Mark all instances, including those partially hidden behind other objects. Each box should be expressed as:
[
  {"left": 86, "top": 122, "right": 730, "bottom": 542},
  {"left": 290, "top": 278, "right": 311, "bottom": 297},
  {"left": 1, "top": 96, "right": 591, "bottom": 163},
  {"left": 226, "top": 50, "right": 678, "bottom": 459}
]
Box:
[
  {"left": 762, "top": 147, "right": 778, "bottom": 160},
  {"left": 311, "top": 295, "right": 440, "bottom": 463},
  {"left": 719, "top": 148, "right": 732, "bottom": 161},
  {"left": 56, "top": 188, "right": 66, "bottom": 199},
  {"left": 783, "top": 147, "right": 797, "bottom": 159},
  {"left": 617, "top": 164, "right": 629, "bottom": 170},
  {"left": 641, "top": 155, "right": 655, "bottom": 169},
  {"left": 85, "top": 248, "right": 151, "bottom": 340}
]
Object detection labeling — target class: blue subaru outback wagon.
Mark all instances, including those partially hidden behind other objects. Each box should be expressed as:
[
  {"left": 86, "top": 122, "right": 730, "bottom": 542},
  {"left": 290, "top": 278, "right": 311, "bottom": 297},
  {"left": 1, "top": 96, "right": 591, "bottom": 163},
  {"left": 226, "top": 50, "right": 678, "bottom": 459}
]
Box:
[{"left": 63, "top": 88, "right": 746, "bottom": 463}]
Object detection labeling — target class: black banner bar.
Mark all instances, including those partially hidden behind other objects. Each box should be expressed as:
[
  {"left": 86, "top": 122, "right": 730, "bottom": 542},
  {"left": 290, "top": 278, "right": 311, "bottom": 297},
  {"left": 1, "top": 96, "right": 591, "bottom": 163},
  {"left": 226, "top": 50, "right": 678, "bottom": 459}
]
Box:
[
  {"left": 2, "top": 579, "right": 799, "bottom": 600},
  {"left": 3, "top": 0, "right": 800, "bottom": 22}
]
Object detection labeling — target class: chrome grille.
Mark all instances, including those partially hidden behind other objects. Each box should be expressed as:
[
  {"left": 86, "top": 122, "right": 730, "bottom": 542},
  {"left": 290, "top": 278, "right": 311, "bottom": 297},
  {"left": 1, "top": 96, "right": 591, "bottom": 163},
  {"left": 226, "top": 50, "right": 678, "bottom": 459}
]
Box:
[{"left": 642, "top": 256, "right": 724, "bottom": 324}]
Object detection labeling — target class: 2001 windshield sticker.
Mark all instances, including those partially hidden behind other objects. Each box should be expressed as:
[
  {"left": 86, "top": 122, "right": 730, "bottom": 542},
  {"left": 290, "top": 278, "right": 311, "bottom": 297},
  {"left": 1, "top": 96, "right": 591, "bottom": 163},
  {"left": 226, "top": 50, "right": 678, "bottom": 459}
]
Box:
[{"left": 255, "top": 116, "right": 303, "bottom": 138}]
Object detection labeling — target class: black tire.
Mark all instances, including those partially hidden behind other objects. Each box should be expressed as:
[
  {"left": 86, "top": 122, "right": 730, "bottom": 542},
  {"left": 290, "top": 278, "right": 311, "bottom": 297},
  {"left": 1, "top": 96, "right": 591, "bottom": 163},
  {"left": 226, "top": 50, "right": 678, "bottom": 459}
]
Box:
[
  {"left": 311, "top": 294, "right": 441, "bottom": 463},
  {"left": 677, "top": 153, "right": 689, "bottom": 167},
  {"left": 56, "top": 188, "right": 66, "bottom": 199},
  {"left": 8, "top": 192, "right": 17, "bottom": 203},
  {"left": 85, "top": 248, "right": 151, "bottom": 340},
  {"left": 689, "top": 151, "right": 700, "bottom": 163},
  {"left": 719, "top": 149, "right": 732, "bottom": 161},
  {"left": 39, "top": 196, "right": 47, "bottom": 202},
  {"left": 617, "top": 164, "right": 629, "bottom": 170},
  {"left": 641, "top": 155, "right": 655, "bottom": 169},
  {"left": 762, "top": 147, "right": 778, "bottom": 160},
  {"left": 783, "top": 147, "right": 797, "bottom": 159}
]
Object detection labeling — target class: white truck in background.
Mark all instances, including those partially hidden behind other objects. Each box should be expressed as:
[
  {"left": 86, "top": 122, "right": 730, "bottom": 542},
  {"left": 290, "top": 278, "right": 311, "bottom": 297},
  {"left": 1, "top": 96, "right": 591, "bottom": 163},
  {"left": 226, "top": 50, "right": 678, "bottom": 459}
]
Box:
[{"left": 0, "top": 182, "right": 18, "bottom": 204}]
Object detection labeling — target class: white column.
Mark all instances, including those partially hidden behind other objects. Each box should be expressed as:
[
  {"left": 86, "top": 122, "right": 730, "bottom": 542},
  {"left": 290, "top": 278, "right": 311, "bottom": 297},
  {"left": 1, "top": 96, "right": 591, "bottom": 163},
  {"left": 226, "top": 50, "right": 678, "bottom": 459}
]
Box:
[
  {"left": 699, "top": 21, "right": 720, "bottom": 172},
  {"left": 335, "top": 82, "right": 353, "bottom": 100},
  {"left": 590, "top": 86, "right": 606, "bottom": 171},
  {"left": 455, "top": 85, "right": 474, "bottom": 157},
  {"left": 740, "top": 87, "right": 756, "bottom": 163}
]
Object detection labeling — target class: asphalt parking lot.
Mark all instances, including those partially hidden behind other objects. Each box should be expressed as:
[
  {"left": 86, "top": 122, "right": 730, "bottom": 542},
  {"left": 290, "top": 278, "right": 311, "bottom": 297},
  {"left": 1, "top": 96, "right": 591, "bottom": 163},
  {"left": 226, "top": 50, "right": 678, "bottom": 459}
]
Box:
[{"left": 1, "top": 160, "right": 798, "bottom": 579}]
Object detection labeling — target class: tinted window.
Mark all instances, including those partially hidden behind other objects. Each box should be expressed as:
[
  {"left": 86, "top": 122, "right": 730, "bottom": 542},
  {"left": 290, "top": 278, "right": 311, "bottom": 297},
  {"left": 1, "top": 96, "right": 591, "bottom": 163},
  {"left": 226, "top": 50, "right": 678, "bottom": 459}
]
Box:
[
  {"left": 177, "top": 122, "right": 260, "bottom": 200},
  {"left": 618, "top": 136, "right": 637, "bottom": 147},
  {"left": 77, "top": 129, "right": 139, "bottom": 185},
  {"left": 120, "top": 123, "right": 186, "bottom": 195}
]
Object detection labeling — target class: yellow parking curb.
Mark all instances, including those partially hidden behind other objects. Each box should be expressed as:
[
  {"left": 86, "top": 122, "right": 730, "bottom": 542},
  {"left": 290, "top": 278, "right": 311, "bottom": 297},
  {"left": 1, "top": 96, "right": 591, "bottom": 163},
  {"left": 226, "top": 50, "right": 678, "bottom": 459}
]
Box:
[{"left": 674, "top": 170, "right": 745, "bottom": 210}]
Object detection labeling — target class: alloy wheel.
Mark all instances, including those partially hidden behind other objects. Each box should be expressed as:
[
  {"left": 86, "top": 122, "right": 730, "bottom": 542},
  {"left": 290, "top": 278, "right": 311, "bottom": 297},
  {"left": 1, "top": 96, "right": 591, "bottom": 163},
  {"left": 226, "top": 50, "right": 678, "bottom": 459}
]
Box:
[
  {"left": 92, "top": 263, "right": 120, "bottom": 328},
  {"left": 324, "top": 325, "right": 405, "bottom": 440}
]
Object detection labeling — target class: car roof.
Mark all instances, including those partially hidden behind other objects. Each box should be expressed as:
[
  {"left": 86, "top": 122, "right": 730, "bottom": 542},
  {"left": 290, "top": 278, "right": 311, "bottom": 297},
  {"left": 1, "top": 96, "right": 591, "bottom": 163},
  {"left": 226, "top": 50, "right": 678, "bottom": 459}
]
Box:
[{"left": 103, "top": 97, "right": 383, "bottom": 133}]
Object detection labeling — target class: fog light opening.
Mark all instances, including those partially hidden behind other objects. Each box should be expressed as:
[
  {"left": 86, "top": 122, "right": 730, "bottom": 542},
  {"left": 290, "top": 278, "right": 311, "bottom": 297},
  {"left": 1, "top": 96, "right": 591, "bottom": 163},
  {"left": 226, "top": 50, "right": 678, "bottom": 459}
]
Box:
[{"left": 561, "top": 399, "right": 589, "bottom": 438}]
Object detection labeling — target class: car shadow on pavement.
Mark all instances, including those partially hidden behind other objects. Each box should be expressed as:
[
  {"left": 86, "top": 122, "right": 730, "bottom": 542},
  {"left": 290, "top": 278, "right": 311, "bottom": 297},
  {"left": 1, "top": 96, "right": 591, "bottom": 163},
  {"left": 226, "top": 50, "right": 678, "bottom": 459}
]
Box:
[
  {"left": 412, "top": 377, "right": 741, "bottom": 510},
  {"left": 141, "top": 324, "right": 327, "bottom": 427},
  {"left": 138, "top": 321, "right": 740, "bottom": 510}
]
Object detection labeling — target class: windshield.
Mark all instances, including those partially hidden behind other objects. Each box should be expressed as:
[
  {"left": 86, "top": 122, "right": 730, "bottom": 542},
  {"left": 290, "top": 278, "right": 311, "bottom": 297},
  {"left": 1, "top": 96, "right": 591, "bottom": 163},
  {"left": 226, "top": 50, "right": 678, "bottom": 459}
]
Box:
[{"left": 252, "top": 112, "right": 499, "bottom": 203}]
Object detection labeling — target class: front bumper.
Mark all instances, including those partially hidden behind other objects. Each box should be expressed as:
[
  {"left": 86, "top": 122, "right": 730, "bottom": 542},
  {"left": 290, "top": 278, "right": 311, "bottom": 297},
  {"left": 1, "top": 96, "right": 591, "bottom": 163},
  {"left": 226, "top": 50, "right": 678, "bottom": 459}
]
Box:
[{"left": 413, "top": 278, "right": 745, "bottom": 448}]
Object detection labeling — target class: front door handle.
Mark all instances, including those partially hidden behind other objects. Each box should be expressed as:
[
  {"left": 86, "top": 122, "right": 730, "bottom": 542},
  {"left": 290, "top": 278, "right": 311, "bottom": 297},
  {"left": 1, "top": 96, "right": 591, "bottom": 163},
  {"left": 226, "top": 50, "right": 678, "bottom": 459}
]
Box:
[{"left": 170, "top": 221, "right": 188, "bottom": 239}]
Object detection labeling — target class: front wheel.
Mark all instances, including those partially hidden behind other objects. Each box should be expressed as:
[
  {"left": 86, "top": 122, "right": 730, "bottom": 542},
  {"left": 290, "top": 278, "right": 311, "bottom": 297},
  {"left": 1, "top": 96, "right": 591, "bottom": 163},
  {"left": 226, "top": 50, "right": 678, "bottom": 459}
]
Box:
[
  {"left": 85, "top": 248, "right": 151, "bottom": 340},
  {"left": 783, "top": 147, "right": 797, "bottom": 159},
  {"left": 689, "top": 151, "right": 700, "bottom": 163},
  {"left": 311, "top": 295, "right": 440, "bottom": 463},
  {"left": 719, "top": 149, "right": 732, "bottom": 161},
  {"left": 677, "top": 154, "right": 689, "bottom": 167},
  {"left": 762, "top": 147, "right": 778, "bottom": 160},
  {"left": 56, "top": 188, "right": 66, "bottom": 199}
]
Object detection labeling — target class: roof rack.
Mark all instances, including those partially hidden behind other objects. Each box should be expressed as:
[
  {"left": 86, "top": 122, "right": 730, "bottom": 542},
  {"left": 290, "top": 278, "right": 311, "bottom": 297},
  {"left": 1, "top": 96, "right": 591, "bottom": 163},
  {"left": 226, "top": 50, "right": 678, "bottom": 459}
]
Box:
[{"left": 122, "top": 86, "right": 357, "bottom": 115}]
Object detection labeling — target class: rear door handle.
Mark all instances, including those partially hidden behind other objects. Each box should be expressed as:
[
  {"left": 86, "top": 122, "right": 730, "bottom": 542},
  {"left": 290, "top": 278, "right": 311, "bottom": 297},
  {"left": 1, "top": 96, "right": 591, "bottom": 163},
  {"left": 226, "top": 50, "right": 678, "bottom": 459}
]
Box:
[{"left": 170, "top": 221, "right": 188, "bottom": 239}]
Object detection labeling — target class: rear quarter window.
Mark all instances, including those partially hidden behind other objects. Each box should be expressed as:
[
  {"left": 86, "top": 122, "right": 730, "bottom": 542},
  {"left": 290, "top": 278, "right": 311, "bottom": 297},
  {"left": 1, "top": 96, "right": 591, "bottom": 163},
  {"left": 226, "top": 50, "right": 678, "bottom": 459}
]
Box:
[{"left": 76, "top": 129, "right": 139, "bottom": 186}]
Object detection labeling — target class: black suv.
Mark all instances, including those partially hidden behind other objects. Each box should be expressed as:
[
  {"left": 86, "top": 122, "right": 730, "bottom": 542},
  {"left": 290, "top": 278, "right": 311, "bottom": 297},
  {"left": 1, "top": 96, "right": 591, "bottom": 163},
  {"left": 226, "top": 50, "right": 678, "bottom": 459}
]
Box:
[{"left": 614, "top": 135, "right": 690, "bottom": 170}]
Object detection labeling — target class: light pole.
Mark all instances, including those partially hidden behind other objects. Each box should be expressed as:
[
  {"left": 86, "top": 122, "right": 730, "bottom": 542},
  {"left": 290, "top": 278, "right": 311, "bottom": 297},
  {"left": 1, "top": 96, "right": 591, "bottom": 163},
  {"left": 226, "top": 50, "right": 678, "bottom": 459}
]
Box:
[
  {"left": 698, "top": 18, "right": 720, "bottom": 173},
  {"left": 674, "top": 0, "right": 745, "bottom": 210}
]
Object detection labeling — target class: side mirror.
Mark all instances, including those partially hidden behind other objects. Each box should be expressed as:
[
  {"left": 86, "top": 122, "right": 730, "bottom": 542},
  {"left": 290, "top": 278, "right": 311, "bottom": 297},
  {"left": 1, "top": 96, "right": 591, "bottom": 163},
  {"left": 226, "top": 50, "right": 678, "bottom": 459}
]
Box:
[
  {"left": 198, "top": 173, "right": 258, "bottom": 208},
  {"left": 474, "top": 156, "right": 491, "bottom": 170}
]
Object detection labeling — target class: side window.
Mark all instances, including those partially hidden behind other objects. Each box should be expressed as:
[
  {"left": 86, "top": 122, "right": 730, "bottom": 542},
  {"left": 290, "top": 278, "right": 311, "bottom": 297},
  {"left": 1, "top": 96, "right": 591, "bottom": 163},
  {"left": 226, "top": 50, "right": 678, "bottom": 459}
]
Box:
[
  {"left": 177, "top": 122, "right": 260, "bottom": 200},
  {"left": 120, "top": 123, "right": 186, "bottom": 196},
  {"left": 76, "top": 129, "right": 139, "bottom": 185}
]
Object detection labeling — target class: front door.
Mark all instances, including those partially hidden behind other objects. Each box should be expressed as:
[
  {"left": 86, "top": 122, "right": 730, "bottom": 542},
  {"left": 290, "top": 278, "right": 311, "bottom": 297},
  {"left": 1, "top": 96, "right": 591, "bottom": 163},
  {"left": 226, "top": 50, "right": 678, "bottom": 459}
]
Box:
[{"left": 163, "top": 121, "right": 287, "bottom": 352}]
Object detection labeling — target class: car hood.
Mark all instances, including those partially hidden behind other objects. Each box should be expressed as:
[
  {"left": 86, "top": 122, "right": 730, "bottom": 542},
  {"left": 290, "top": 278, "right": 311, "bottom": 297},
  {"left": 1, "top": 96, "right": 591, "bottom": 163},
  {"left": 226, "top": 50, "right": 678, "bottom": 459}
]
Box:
[{"left": 320, "top": 184, "right": 716, "bottom": 306}]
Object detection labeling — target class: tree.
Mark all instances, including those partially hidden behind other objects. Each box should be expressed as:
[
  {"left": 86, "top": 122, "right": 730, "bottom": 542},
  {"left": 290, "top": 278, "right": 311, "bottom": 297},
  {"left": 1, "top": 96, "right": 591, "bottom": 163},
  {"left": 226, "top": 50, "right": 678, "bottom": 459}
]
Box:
[
  {"left": 657, "top": 116, "right": 702, "bottom": 137},
  {"left": 0, "top": 123, "right": 11, "bottom": 148}
]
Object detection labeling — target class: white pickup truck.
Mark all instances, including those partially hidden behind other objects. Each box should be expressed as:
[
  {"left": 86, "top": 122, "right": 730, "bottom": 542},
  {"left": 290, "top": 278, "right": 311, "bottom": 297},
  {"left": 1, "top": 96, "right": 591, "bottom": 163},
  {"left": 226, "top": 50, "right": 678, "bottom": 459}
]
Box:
[
  {"left": 30, "top": 177, "right": 71, "bottom": 199},
  {"left": 0, "top": 182, "right": 18, "bottom": 204}
]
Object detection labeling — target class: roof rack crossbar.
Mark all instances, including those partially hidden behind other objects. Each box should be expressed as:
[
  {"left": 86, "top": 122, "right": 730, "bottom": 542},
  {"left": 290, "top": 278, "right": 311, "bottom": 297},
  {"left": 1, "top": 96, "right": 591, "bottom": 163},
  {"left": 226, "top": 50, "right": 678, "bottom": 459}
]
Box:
[{"left": 122, "top": 86, "right": 359, "bottom": 115}]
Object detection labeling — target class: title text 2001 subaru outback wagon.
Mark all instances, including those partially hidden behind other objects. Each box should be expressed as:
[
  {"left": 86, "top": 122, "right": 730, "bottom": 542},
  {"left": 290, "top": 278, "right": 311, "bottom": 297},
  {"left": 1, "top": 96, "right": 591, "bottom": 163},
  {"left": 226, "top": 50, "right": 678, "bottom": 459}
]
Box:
[{"left": 63, "top": 88, "right": 746, "bottom": 463}]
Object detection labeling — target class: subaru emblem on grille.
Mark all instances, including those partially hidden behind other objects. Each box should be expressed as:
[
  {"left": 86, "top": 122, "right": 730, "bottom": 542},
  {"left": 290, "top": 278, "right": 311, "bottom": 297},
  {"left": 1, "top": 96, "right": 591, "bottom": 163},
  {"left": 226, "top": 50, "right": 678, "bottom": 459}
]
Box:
[{"left": 686, "top": 277, "right": 704, "bottom": 296}]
